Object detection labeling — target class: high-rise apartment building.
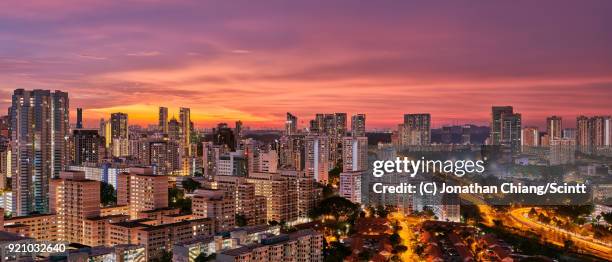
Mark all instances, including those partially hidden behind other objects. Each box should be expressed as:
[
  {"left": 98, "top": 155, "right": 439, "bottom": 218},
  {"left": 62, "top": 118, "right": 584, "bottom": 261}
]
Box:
[
  {"left": 110, "top": 112, "right": 129, "bottom": 157},
  {"left": 159, "top": 107, "right": 168, "bottom": 133},
  {"left": 562, "top": 128, "right": 576, "bottom": 140},
  {"left": 247, "top": 172, "right": 298, "bottom": 223},
  {"left": 521, "top": 127, "right": 539, "bottom": 147},
  {"left": 490, "top": 106, "right": 521, "bottom": 151},
  {"left": 76, "top": 107, "right": 83, "bottom": 129},
  {"left": 280, "top": 170, "right": 318, "bottom": 220},
  {"left": 340, "top": 171, "right": 362, "bottom": 204},
  {"left": 576, "top": 115, "right": 612, "bottom": 152},
  {"left": 168, "top": 117, "right": 181, "bottom": 141},
  {"left": 250, "top": 149, "right": 279, "bottom": 174},
  {"left": 117, "top": 168, "right": 168, "bottom": 219},
  {"left": 340, "top": 135, "right": 367, "bottom": 204},
  {"left": 305, "top": 135, "right": 329, "bottom": 183},
  {"left": 312, "top": 113, "right": 347, "bottom": 164},
  {"left": 550, "top": 138, "right": 576, "bottom": 165},
  {"left": 139, "top": 139, "right": 181, "bottom": 176},
  {"left": 217, "top": 151, "right": 248, "bottom": 177},
  {"left": 235, "top": 120, "right": 243, "bottom": 149},
  {"left": 278, "top": 134, "right": 305, "bottom": 171},
  {"left": 592, "top": 116, "right": 611, "bottom": 146},
  {"left": 0, "top": 146, "right": 10, "bottom": 191},
  {"left": 11, "top": 89, "right": 69, "bottom": 216},
  {"left": 179, "top": 107, "right": 191, "bottom": 150},
  {"left": 286, "top": 112, "right": 298, "bottom": 136},
  {"left": 351, "top": 114, "right": 366, "bottom": 137},
  {"left": 72, "top": 129, "right": 104, "bottom": 165},
  {"left": 99, "top": 118, "right": 112, "bottom": 149},
  {"left": 400, "top": 113, "right": 431, "bottom": 146},
  {"left": 342, "top": 136, "right": 368, "bottom": 172},
  {"left": 49, "top": 171, "right": 100, "bottom": 244},
  {"left": 192, "top": 189, "right": 235, "bottom": 232},
  {"left": 209, "top": 175, "right": 268, "bottom": 227},
  {"left": 490, "top": 106, "right": 513, "bottom": 145},
  {"left": 213, "top": 123, "right": 237, "bottom": 151},
  {"left": 576, "top": 116, "right": 591, "bottom": 150},
  {"left": 202, "top": 141, "right": 225, "bottom": 177},
  {"left": 500, "top": 112, "right": 522, "bottom": 152},
  {"left": 234, "top": 183, "right": 267, "bottom": 226},
  {"left": 546, "top": 116, "right": 562, "bottom": 140}
]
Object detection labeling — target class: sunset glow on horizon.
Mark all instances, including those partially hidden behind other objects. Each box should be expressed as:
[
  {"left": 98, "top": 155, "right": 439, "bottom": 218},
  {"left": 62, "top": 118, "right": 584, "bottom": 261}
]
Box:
[{"left": 1, "top": 0, "right": 611, "bottom": 129}]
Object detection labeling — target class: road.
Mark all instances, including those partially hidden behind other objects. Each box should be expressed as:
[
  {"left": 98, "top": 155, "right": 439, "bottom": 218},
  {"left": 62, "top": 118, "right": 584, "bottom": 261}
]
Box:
[
  {"left": 508, "top": 207, "right": 612, "bottom": 261},
  {"left": 390, "top": 212, "right": 423, "bottom": 261}
]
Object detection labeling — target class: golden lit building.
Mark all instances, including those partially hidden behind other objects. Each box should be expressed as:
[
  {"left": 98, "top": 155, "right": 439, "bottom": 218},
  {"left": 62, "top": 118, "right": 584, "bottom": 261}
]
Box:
[
  {"left": 247, "top": 173, "right": 298, "bottom": 223},
  {"left": 216, "top": 229, "right": 324, "bottom": 262},
  {"left": 49, "top": 171, "right": 101, "bottom": 244},
  {"left": 106, "top": 218, "right": 214, "bottom": 260},
  {"left": 192, "top": 189, "right": 235, "bottom": 232},
  {"left": 83, "top": 215, "right": 130, "bottom": 247},
  {"left": 3, "top": 213, "right": 58, "bottom": 241},
  {"left": 117, "top": 167, "right": 169, "bottom": 219}
]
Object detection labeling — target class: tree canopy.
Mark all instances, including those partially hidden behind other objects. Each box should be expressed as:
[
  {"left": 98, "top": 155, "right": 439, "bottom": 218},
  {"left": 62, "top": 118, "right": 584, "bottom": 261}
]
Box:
[
  {"left": 311, "top": 196, "right": 359, "bottom": 220},
  {"left": 100, "top": 181, "right": 116, "bottom": 206}
]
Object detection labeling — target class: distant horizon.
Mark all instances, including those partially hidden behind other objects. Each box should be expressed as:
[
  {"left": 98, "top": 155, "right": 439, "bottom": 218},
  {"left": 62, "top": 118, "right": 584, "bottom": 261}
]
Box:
[{"left": 67, "top": 103, "right": 605, "bottom": 131}]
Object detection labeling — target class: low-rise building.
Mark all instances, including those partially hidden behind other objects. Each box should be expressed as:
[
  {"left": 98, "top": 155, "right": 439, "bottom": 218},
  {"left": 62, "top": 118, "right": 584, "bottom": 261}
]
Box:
[
  {"left": 3, "top": 213, "right": 58, "bottom": 241},
  {"left": 216, "top": 229, "right": 324, "bottom": 262},
  {"left": 106, "top": 218, "right": 214, "bottom": 260}
]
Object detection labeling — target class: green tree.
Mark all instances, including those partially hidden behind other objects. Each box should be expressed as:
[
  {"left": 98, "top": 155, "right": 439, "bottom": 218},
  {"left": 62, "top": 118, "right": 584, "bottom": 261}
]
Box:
[
  {"left": 358, "top": 250, "right": 372, "bottom": 261},
  {"left": 563, "top": 239, "right": 573, "bottom": 251},
  {"left": 194, "top": 253, "right": 215, "bottom": 262},
  {"left": 393, "top": 245, "right": 408, "bottom": 254},
  {"left": 460, "top": 204, "right": 482, "bottom": 223},
  {"left": 422, "top": 206, "right": 435, "bottom": 218},
  {"left": 235, "top": 214, "right": 248, "bottom": 227},
  {"left": 528, "top": 207, "right": 537, "bottom": 217},
  {"left": 328, "top": 166, "right": 342, "bottom": 186},
  {"left": 555, "top": 205, "right": 593, "bottom": 219},
  {"left": 311, "top": 196, "right": 359, "bottom": 221},
  {"left": 324, "top": 242, "right": 351, "bottom": 262},
  {"left": 321, "top": 183, "right": 335, "bottom": 199},
  {"left": 168, "top": 187, "right": 192, "bottom": 213},
  {"left": 182, "top": 178, "right": 201, "bottom": 193},
  {"left": 389, "top": 232, "right": 401, "bottom": 246},
  {"left": 151, "top": 250, "right": 172, "bottom": 262},
  {"left": 100, "top": 181, "right": 116, "bottom": 206},
  {"left": 375, "top": 205, "right": 389, "bottom": 218},
  {"left": 602, "top": 212, "right": 612, "bottom": 224}
]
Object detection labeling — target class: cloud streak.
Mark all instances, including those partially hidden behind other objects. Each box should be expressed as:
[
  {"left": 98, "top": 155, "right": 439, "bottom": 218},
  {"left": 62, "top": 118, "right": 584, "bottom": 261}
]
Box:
[{"left": 0, "top": 0, "right": 611, "bottom": 129}]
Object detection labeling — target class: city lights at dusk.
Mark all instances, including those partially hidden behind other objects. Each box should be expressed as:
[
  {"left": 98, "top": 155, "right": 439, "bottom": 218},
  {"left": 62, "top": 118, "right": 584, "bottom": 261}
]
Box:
[{"left": 0, "top": 1, "right": 611, "bottom": 262}]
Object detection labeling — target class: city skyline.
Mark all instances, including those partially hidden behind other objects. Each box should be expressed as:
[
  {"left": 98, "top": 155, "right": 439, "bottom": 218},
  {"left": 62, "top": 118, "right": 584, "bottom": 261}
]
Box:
[
  {"left": 1, "top": 1, "right": 611, "bottom": 128},
  {"left": 1, "top": 2, "right": 611, "bottom": 261},
  {"left": 8, "top": 97, "right": 609, "bottom": 131}
]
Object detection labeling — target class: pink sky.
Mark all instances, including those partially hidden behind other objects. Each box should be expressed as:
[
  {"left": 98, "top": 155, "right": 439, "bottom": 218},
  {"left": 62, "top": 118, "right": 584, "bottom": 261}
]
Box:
[{"left": 1, "top": 0, "right": 611, "bottom": 129}]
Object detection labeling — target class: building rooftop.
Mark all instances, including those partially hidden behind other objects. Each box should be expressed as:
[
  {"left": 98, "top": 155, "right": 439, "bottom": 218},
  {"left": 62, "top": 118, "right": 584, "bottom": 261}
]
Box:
[
  {"left": 0, "top": 231, "right": 31, "bottom": 242},
  {"left": 220, "top": 244, "right": 262, "bottom": 257},
  {"left": 86, "top": 214, "right": 129, "bottom": 221},
  {"left": 111, "top": 219, "right": 152, "bottom": 228}
]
